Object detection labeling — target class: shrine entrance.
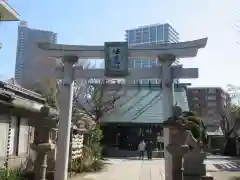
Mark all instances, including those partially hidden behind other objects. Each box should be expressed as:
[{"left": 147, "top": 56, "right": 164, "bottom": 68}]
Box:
[
  {"left": 102, "top": 123, "right": 163, "bottom": 151},
  {"left": 38, "top": 38, "right": 208, "bottom": 180}
]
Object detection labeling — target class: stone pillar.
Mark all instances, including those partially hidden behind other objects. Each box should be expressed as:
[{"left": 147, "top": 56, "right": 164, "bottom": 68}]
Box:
[
  {"left": 158, "top": 55, "right": 175, "bottom": 180},
  {"left": 54, "top": 55, "right": 78, "bottom": 180},
  {"left": 158, "top": 55, "right": 175, "bottom": 118}
]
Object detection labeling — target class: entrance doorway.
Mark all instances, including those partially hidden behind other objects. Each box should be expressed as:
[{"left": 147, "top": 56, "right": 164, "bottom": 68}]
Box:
[{"left": 101, "top": 123, "right": 163, "bottom": 151}]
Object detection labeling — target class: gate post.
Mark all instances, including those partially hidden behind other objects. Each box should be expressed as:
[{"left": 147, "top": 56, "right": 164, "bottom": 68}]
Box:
[
  {"left": 157, "top": 55, "right": 175, "bottom": 180},
  {"left": 54, "top": 56, "right": 78, "bottom": 180}
]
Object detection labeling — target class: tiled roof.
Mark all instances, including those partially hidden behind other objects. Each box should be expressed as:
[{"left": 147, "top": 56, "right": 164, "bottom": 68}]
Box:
[
  {"left": 206, "top": 125, "right": 224, "bottom": 136},
  {"left": 102, "top": 86, "right": 189, "bottom": 123}
]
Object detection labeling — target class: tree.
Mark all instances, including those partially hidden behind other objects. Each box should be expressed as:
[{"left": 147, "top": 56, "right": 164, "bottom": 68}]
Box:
[
  {"left": 74, "top": 80, "right": 123, "bottom": 126},
  {"left": 71, "top": 80, "right": 123, "bottom": 162},
  {"left": 221, "top": 85, "right": 240, "bottom": 155},
  {"left": 34, "top": 77, "right": 60, "bottom": 109}
]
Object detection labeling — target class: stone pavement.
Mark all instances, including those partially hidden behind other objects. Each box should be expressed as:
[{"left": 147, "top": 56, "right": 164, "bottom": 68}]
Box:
[
  {"left": 71, "top": 157, "right": 240, "bottom": 180},
  {"left": 210, "top": 172, "right": 240, "bottom": 180},
  {"left": 205, "top": 156, "right": 240, "bottom": 172},
  {"left": 77, "top": 158, "right": 165, "bottom": 180}
]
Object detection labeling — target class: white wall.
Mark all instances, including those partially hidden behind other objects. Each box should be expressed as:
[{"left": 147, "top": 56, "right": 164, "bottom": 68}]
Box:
[
  {"left": 0, "top": 115, "right": 10, "bottom": 167},
  {"left": 9, "top": 116, "right": 17, "bottom": 155},
  {"left": 0, "top": 116, "right": 9, "bottom": 157},
  {"left": 18, "top": 118, "right": 29, "bottom": 155}
]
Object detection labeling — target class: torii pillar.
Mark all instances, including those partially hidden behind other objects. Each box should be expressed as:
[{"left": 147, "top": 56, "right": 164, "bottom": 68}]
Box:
[{"left": 54, "top": 56, "right": 78, "bottom": 180}]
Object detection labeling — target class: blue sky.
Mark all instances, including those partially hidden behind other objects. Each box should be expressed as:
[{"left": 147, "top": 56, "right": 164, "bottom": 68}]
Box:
[{"left": 1, "top": 0, "right": 240, "bottom": 87}]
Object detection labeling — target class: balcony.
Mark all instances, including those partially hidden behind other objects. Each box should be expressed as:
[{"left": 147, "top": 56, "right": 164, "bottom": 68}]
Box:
[{"left": 0, "top": 0, "right": 20, "bottom": 21}]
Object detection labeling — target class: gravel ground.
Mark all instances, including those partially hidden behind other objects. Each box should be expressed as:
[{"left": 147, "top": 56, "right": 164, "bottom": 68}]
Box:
[{"left": 211, "top": 171, "right": 240, "bottom": 180}]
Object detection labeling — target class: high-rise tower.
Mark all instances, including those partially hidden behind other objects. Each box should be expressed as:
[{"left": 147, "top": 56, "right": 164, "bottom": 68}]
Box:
[{"left": 15, "top": 21, "right": 57, "bottom": 88}]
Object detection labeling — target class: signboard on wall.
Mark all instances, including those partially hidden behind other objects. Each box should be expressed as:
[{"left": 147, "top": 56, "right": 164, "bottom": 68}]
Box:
[{"left": 104, "top": 42, "right": 128, "bottom": 77}]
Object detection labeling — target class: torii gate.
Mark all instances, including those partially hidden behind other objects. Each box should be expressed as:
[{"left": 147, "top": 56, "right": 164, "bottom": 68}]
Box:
[{"left": 38, "top": 38, "right": 207, "bottom": 180}]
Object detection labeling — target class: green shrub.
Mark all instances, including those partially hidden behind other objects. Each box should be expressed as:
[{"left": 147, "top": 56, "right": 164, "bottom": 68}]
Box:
[
  {"left": 182, "top": 111, "right": 196, "bottom": 117},
  {"left": 90, "top": 160, "right": 105, "bottom": 171},
  {"left": 70, "top": 157, "right": 84, "bottom": 173},
  {"left": 82, "top": 160, "right": 105, "bottom": 172},
  {"left": 0, "top": 167, "right": 25, "bottom": 180},
  {"left": 187, "top": 116, "right": 201, "bottom": 126},
  {"left": 88, "top": 143, "right": 103, "bottom": 160},
  {"left": 187, "top": 121, "right": 201, "bottom": 139}
]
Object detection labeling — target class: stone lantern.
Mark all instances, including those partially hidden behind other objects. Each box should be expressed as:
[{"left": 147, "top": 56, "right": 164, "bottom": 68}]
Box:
[{"left": 162, "top": 106, "right": 190, "bottom": 180}]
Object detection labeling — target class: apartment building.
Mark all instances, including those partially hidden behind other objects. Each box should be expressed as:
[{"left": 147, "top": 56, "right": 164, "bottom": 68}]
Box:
[{"left": 187, "top": 87, "right": 231, "bottom": 125}]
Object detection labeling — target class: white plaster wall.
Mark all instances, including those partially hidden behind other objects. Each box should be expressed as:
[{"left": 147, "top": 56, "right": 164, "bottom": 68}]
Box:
[
  {"left": 0, "top": 115, "right": 9, "bottom": 167},
  {"left": 0, "top": 122, "right": 8, "bottom": 156},
  {"left": 18, "top": 118, "right": 29, "bottom": 155},
  {"left": 9, "top": 116, "right": 17, "bottom": 155}
]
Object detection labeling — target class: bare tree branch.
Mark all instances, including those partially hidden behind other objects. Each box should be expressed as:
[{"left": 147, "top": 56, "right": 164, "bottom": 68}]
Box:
[
  {"left": 221, "top": 85, "right": 240, "bottom": 139},
  {"left": 74, "top": 81, "right": 123, "bottom": 124}
]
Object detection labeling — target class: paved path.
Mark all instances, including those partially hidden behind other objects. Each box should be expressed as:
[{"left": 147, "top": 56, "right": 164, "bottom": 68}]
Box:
[
  {"left": 72, "top": 157, "right": 240, "bottom": 180},
  {"left": 81, "top": 159, "right": 165, "bottom": 180},
  {"left": 205, "top": 157, "right": 240, "bottom": 172},
  {"left": 211, "top": 172, "right": 240, "bottom": 180}
]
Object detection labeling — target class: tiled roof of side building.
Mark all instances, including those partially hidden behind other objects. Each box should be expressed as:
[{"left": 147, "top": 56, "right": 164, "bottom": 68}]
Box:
[{"left": 102, "top": 85, "right": 189, "bottom": 124}]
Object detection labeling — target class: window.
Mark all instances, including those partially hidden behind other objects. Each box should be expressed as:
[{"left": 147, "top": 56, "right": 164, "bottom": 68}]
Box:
[
  {"left": 157, "top": 25, "right": 164, "bottom": 41},
  {"left": 207, "top": 110, "right": 216, "bottom": 116},
  {"left": 206, "top": 96, "right": 216, "bottom": 100},
  {"left": 142, "top": 60, "right": 149, "bottom": 68},
  {"left": 193, "top": 104, "right": 200, "bottom": 109},
  {"left": 192, "top": 89, "right": 199, "bottom": 93},
  {"left": 139, "top": 79, "right": 149, "bottom": 84},
  {"left": 207, "top": 102, "right": 216, "bottom": 107},
  {"left": 142, "top": 28, "right": 149, "bottom": 43},
  {"left": 149, "top": 27, "right": 156, "bottom": 42},
  {"left": 134, "top": 60, "right": 142, "bottom": 68},
  {"left": 150, "top": 60, "right": 157, "bottom": 67},
  {"left": 207, "top": 88, "right": 216, "bottom": 93},
  {"left": 193, "top": 96, "right": 199, "bottom": 100}
]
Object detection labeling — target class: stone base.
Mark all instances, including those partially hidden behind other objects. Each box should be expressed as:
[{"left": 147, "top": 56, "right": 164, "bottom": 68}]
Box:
[
  {"left": 184, "top": 152, "right": 206, "bottom": 176},
  {"left": 184, "top": 175, "right": 214, "bottom": 180},
  {"left": 184, "top": 164, "right": 206, "bottom": 176}
]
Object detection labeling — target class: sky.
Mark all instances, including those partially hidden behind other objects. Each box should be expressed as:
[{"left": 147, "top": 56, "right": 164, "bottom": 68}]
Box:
[{"left": 1, "top": 0, "right": 240, "bottom": 88}]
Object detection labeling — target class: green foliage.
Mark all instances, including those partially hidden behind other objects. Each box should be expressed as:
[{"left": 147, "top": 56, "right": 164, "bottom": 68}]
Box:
[
  {"left": 87, "top": 128, "right": 104, "bottom": 160},
  {"left": 182, "top": 111, "right": 207, "bottom": 142},
  {"left": 70, "top": 156, "right": 105, "bottom": 173},
  {"left": 70, "top": 157, "right": 84, "bottom": 173},
  {"left": 187, "top": 116, "right": 201, "bottom": 126},
  {"left": 70, "top": 128, "right": 105, "bottom": 174},
  {"left": 182, "top": 111, "right": 196, "bottom": 117},
  {"left": 84, "top": 160, "right": 105, "bottom": 172},
  {"left": 88, "top": 128, "right": 103, "bottom": 144},
  {"left": 187, "top": 121, "right": 201, "bottom": 139},
  {"left": 0, "top": 167, "right": 25, "bottom": 180}
]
